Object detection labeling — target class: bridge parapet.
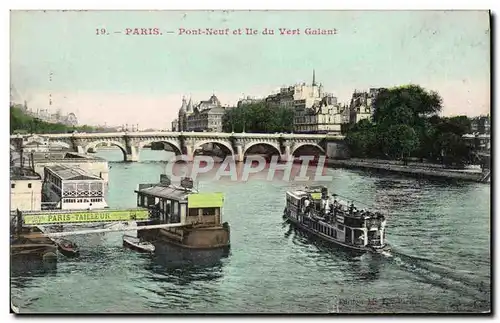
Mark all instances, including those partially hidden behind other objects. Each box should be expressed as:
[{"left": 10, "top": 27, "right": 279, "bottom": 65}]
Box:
[{"left": 11, "top": 131, "right": 346, "bottom": 162}]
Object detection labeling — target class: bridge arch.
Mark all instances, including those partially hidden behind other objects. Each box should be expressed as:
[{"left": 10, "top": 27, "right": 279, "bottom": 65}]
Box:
[
  {"left": 192, "top": 140, "right": 235, "bottom": 157},
  {"left": 291, "top": 143, "right": 325, "bottom": 156},
  {"left": 50, "top": 141, "right": 71, "bottom": 149},
  {"left": 243, "top": 142, "right": 281, "bottom": 156},
  {"left": 138, "top": 139, "right": 182, "bottom": 155},
  {"left": 84, "top": 140, "right": 128, "bottom": 160}
]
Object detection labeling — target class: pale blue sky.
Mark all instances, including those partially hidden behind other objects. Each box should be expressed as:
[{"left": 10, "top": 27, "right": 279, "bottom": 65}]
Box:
[{"left": 10, "top": 10, "right": 490, "bottom": 128}]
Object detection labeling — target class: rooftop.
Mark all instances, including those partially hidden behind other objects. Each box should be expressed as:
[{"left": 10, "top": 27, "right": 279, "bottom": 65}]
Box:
[
  {"left": 10, "top": 167, "right": 42, "bottom": 181},
  {"left": 45, "top": 164, "right": 103, "bottom": 181},
  {"left": 32, "top": 152, "right": 106, "bottom": 162}
]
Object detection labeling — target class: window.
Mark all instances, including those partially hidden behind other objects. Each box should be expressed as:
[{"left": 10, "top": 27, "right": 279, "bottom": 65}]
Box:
[
  {"left": 11, "top": 183, "right": 15, "bottom": 189},
  {"left": 202, "top": 207, "right": 217, "bottom": 216},
  {"left": 189, "top": 208, "right": 199, "bottom": 217},
  {"left": 28, "top": 183, "right": 32, "bottom": 188}
]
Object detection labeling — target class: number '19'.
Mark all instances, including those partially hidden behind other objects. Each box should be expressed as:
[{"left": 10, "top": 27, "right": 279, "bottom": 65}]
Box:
[{"left": 96, "top": 28, "right": 107, "bottom": 35}]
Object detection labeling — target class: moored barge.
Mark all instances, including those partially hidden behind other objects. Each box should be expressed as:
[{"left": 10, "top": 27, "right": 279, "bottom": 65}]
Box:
[
  {"left": 283, "top": 186, "right": 390, "bottom": 253},
  {"left": 135, "top": 175, "right": 230, "bottom": 262}
]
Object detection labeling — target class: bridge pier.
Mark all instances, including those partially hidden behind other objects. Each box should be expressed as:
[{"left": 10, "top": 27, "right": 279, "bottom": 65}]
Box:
[
  {"left": 233, "top": 141, "right": 244, "bottom": 162},
  {"left": 125, "top": 145, "right": 139, "bottom": 162},
  {"left": 326, "top": 142, "right": 349, "bottom": 159},
  {"left": 184, "top": 145, "right": 194, "bottom": 162},
  {"left": 281, "top": 141, "right": 292, "bottom": 162}
]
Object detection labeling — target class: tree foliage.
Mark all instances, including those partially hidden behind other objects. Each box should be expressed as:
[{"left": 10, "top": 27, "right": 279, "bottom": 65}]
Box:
[
  {"left": 222, "top": 102, "right": 295, "bottom": 133},
  {"left": 346, "top": 84, "right": 474, "bottom": 166},
  {"left": 10, "top": 105, "right": 96, "bottom": 134}
]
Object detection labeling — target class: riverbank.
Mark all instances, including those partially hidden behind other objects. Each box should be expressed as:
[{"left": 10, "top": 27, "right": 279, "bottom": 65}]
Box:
[{"left": 326, "top": 158, "right": 490, "bottom": 183}]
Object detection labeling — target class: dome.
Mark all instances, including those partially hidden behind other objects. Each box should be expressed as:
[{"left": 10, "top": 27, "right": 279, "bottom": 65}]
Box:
[
  {"left": 66, "top": 112, "right": 78, "bottom": 126},
  {"left": 209, "top": 94, "right": 221, "bottom": 106}
]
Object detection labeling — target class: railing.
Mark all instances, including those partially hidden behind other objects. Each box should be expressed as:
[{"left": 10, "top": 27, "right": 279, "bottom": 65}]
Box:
[
  {"left": 11, "top": 131, "right": 344, "bottom": 140},
  {"left": 367, "top": 239, "right": 381, "bottom": 246}
]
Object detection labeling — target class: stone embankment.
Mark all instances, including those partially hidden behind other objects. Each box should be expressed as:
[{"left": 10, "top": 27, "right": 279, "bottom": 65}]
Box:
[{"left": 326, "top": 158, "right": 489, "bottom": 183}]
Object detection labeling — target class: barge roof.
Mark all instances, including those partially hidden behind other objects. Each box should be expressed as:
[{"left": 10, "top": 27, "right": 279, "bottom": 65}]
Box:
[
  {"left": 45, "top": 164, "right": 102, "bottom": 181},
  {"left": 135, "top": 185, "right": 191, "bottom": 201},
  {"left": 136, "top": 185, "right": 224, "bottom": 208}
]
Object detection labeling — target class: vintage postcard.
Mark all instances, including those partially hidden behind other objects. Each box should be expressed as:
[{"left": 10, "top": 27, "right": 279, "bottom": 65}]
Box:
[{"left": 9, "top": 9, "right": 491, "bottom": 315}]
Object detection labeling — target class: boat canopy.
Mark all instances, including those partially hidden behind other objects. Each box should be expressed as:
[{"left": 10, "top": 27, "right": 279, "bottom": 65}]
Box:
[
  {"left": 188, "top": 193, "right": 224, "bottom": 208},
  {"left": 135, "top": 185, "right": 190, "bottom": 202}
]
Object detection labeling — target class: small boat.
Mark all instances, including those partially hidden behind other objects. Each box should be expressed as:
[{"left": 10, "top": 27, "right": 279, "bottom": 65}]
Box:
[
  {"left": 122, "top": 234, "right": 155, "bottom": 253},
  {"left": 55, "top": 238, "right": 80, "bottom": 258}
]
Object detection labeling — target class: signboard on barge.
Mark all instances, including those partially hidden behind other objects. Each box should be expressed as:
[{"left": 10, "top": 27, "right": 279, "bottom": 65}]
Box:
[{"left": 22, "top": 209, "right": 149, "bottom": 225}]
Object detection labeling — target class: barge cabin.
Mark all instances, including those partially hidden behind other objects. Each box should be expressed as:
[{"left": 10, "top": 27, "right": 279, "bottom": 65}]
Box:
[
  {"left": 43, "top": 164, "right": 108, "bottom": 210},
  {"left": 135, "top": 175, "right": 230, "bottom": 253}
]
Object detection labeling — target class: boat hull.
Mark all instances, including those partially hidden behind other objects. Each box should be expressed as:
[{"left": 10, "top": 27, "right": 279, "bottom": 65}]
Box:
[
  {"left": 123, "top": 236, "right": 154, "bottom": 253},
  {"left": 284, "top": 211, "right": 390, "bottom": 254},
  {"left": 152, "top": 240, "right": 229, "bottom": 266},
  {"left": 55, "top": 239, "right": 80, "bottom": 258},
  {"left": 138, "top": 224, "right": 230, "bottom": 265},
  {"left": 57, "top": 245, "right": 80, "bottom": 258}
]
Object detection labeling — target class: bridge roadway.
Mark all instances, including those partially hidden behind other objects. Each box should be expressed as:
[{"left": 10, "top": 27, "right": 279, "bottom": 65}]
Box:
[{"left": 10, "top": 131, "right": 347, "bottom": 162}]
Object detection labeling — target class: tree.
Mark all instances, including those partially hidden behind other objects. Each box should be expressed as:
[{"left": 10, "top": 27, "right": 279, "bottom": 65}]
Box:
[
  {"left": 372, "top": 84, "right": 443, "bottom": 127},
  {"left": 345, "top": 119, "right": 378, "bottom": 157},
  {"left": 436, "top": 132, "right": 472, "bottom": 166},
  {"left": 222, "top": 102, "right": 294, "bottom": 133},
  {"left": 345, "top": 84, "right": 477, "bottom": 166},
  {"left": 384, "top": 124, "right": 420, "bottom": 163}
]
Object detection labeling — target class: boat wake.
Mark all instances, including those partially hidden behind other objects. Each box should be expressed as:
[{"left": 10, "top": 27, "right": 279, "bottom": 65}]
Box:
[
  {"left": 387, "top": 246, "right": 489, "bottom": 303},
  {"left": 379, "top": 250, "right": 393, "bottom": 258}
]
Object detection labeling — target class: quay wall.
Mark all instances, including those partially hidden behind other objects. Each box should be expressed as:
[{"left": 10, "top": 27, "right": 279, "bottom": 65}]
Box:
[{"left": 326, "top": 158, "right": 485, "bottom": 182}]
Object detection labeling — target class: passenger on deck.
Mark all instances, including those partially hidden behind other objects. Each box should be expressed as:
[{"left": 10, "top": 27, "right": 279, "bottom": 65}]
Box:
[
  {"left": 324, "top": 200, "right": 330, "bottom": 216},
  {"left": 357, "top": 235, "right": 365, "bottom": 246},
  {"left": 349, "top": 202, "right": 355, "bottom": 214},
  {"left": 304, "top": 198, "right": 311, "bottom": 216},
  {"left": 321, "top": 198, "right": 327, "bottom": 213}
]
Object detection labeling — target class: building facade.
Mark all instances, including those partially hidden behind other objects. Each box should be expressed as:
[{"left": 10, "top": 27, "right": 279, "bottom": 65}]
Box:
[
  {"left": 22, "top": 104, "right": 79, "bottom": 126},
  {"left": 175, "top": 94, "right": 226, "bottom": 132},
  {"left": 294, "top": 96, "right": 349, "bottom": 134},
  {"left": 264, "top": 70, "right": 346, "bottom": 134},
  {"left": 171, "top": 118, "right": 178, "bottom": 132},
  {"left": 470, "top": 115, "right": 491, "bottom": 135},
  {"left": 265, "top": 71, "right": 324, "bottom": 111},
  {"left": 348, "top": 88, "right": 386, "bottom": 125},
  {"left": 237, "top": 96, "right": 263, "bottom": 108},
  {"left": 10, "top": 167, "right": 43, "bottom": 211}
]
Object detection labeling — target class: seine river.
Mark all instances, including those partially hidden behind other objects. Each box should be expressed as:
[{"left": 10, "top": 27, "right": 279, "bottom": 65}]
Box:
[{"left": 11, "top": 149, "right": 491, "bottom": 313}]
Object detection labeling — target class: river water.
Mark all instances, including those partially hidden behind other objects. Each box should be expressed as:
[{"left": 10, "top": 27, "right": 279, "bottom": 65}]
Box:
[{"left": 10, "top": 149, "right": 491, "bottom": 313}]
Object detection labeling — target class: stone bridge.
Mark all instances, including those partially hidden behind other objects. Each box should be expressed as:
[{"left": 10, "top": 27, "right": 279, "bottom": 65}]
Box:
[{"left": 10, "top": 131, "right": 347, "bottom": 162}]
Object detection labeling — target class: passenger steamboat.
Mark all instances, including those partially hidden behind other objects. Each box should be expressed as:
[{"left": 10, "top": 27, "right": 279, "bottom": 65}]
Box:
[{"left": 283, "top": 186, "right": 390, "bottom": 253}]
